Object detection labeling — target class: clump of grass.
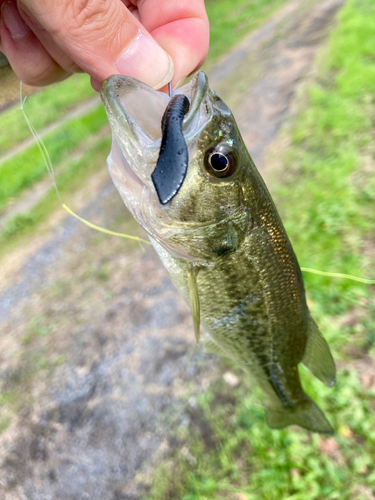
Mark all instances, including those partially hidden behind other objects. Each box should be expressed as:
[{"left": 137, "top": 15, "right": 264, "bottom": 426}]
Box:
[
  {"left": 147, "top": 361, "right": 375, "bottom": 500},
  {"left": 0, "top": 135, "right": 111, "bottom": 255},
  {"left": 0, "top": 73, "right": 95, "bottom": 155},
  {"left": 0, "top": 104, "right": 107, "bottom": 212},
  {"left": 22, "top": 315, "right": 50, "bottom": 345},
  {"left": 0, "top": 419, "right": 11, "bottom": 435},
  {"left": 206, "top": 0, "right": 287, "bottom": 65}
]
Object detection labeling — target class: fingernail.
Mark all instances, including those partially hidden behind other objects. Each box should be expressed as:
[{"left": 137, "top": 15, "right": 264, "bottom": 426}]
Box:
[
  {"left": 1, "top": 0, "right": 30, "bottom": 39},
  {"left": 116, "top": 32, "right": 174, "bottom": 90}
]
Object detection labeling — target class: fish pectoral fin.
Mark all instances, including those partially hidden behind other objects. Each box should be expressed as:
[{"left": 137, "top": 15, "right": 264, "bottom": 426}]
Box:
[
  {"left": 301, "top": 316, "right": 336, "bottom": 387},
  {"left": 266, "top": 397, "right": 333, "bottom": 435},
  {"left": 187, "top": 266, "right": 201, "bottom": 343},
  {"left": 203, "top": 337, "right": 227, "bottom": 357}
]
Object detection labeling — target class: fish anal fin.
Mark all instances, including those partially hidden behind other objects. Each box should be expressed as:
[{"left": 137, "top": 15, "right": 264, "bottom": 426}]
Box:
[
  {"left": 302, "top": 317, "right": 336, "bottom": 387},
  {"left": 187, "top": 265, "right": 201, "bottom": 343},
  {"left": 266, "top": 397, "right": 333, "bottom": 435}
]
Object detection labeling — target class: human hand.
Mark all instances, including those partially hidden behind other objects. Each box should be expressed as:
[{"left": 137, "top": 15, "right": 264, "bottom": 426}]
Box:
[{"left": 0, "top": 0, "right": 209, "bottom": 90}]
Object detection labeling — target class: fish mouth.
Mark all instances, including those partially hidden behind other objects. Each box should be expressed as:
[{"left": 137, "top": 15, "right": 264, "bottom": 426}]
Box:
[{"left": 100, "top": 72, "right": 211, "bottom": 190}]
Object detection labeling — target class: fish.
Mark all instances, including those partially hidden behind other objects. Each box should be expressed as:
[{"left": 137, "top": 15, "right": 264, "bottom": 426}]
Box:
[{"left": 100, "top": 72, "right": 336, "bottom": 434}]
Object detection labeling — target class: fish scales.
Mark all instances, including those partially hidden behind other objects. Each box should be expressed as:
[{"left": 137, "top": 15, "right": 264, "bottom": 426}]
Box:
[{"left": 100, "top": 72, "right": 336, "bottom": 434}]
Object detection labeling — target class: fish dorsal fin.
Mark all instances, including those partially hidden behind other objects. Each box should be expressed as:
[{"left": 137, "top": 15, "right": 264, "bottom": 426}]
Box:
[
  {"left": 302, "top": 316, "right": 336, "bottom": 387},
  {"left": 187, "top": 265, "right": 201, "bottom": 343}
]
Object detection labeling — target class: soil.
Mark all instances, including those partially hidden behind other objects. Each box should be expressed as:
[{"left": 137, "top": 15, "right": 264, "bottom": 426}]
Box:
[{"left": 0, "top": 0, "right": 344, "bottom": 498}]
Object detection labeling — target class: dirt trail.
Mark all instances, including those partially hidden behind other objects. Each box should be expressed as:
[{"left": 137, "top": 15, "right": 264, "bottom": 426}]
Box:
[{"left": 0, "top": 0, "right": 344, "bottom": 498}]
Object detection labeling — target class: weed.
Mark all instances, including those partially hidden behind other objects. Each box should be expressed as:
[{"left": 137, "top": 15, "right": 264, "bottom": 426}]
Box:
[
  {"left": 0, "top": 419, "right": 10, "bottom": 435},
  {"left": 22, "top": 315, "right": 50, "bottom": 345}
]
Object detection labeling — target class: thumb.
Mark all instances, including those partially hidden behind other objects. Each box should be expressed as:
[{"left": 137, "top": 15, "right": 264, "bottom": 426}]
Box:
[{"left": 19, "top": 0, "right": 174, "bottom": 89}]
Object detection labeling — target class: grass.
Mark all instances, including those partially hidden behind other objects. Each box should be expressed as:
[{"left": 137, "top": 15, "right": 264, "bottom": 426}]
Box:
[
  {"left": 0, "top": 135, "right": 111, "bottom": 256},
  {"left": 147, "top": 363, "right": 375, "bottom": 500},
  {"left": 145, "top": 0, "right": 375, "bottom": 498},
  {"left": 205, "top": 0, "right": 287, "bottom": 64},
  {"left": 0, "top": 104, "right": 107, "bottom": 212},
  {"left": 0, "top": 73, "right": 96, "bottom": 156},
  {"left": 276, "top": 0, "right": 375, "bottom": 320},
  {"left": 0, "top": 309, "right": 68, "bottom": 436}
]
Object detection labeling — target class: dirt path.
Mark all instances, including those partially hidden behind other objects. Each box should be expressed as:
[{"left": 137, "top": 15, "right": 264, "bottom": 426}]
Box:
[{"left": 0, "top": 0, "right": 344, "bottom": 498}]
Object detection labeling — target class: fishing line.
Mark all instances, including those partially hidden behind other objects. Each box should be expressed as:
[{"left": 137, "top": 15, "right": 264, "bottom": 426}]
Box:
[
  {"left": 62, "top": 204, "right": 150, "bottom": 245},
  {"left": 300, "top": 267, "right": 375, "bottom": 284},
  {"left": 19, "top": 81, "right": 151, "bottom": 248},
  {"left": 168, "top": 81, "right": 173, "bottom": 99},
  {"left": 19, "top": 82, "right": 375, "bottom": 284},
  {"left": 20, "top": 82, "right": 61, "bottom": 204}
]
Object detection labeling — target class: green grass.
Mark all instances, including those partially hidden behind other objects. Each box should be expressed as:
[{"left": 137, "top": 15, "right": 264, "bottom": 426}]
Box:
[
  {"left": 145, "top": 0, "right": 375, "bottom": 498},
  {"left": 276, "top": 0, "right": 375, "bottom": 321},
  {"left": 148, "top": 362, "right": 375, "bottom": 500},
  {"left": 0, "top": 104, "right": 107, "bottom": 212},
  {"left": 0, "top": 73, "right": 95, "bottom": 156},
  {"left": 0, "top": 135, "right": 111, "bottom": 255},
  {"left": 206, "top": 0, "right": 286, "bottom": 64}
]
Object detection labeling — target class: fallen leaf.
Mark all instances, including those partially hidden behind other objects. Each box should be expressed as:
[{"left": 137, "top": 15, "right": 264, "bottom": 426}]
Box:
[
  {"left": 223, "top": 372, "right": 240, "bottom": 388},
  {"left": 338, "top": 425, "right": 353, "bottom": 439}
]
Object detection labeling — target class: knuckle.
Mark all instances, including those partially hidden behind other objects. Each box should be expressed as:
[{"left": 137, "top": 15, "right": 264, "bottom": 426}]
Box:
[
  {"left": 56, "top": 0, "right": 132, "bottom": 57},
  {"left": 57, "top": 54, "right": 82, "bottom": 74},
  {"left": 67, "top": 0, "right": 117, "bottom": 31},
  {"left": 18, "top": 63, "right": 68, "bottom": 86}
]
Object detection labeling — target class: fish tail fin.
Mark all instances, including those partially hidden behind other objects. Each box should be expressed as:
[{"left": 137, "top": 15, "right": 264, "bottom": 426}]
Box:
[
  {"left": 265, "top": 396, "right": 333, "bottom": 434},
  {"left": 302, "top": 316, "right": 336, "bottom": 387}
]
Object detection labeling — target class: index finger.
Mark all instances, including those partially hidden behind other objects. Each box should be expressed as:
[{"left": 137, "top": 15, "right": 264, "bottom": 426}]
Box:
[{"left": 137, "top": 0, "right": 209, "bottom": 87}]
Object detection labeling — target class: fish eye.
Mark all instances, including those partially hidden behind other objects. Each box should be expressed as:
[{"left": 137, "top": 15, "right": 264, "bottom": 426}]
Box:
[{"left": 205, "top": 144, "right": 237, "bottom": 178}]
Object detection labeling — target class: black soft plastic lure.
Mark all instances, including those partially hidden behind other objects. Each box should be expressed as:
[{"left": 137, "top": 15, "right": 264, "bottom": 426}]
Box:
[{"left": 151, "top": 95, "right": 190, "bottom": 205}]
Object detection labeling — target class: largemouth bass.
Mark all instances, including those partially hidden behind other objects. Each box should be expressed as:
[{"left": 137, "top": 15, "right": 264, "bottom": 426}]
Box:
[{"left": 100, "top": 72, "right": 336, "bottom": 434}]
